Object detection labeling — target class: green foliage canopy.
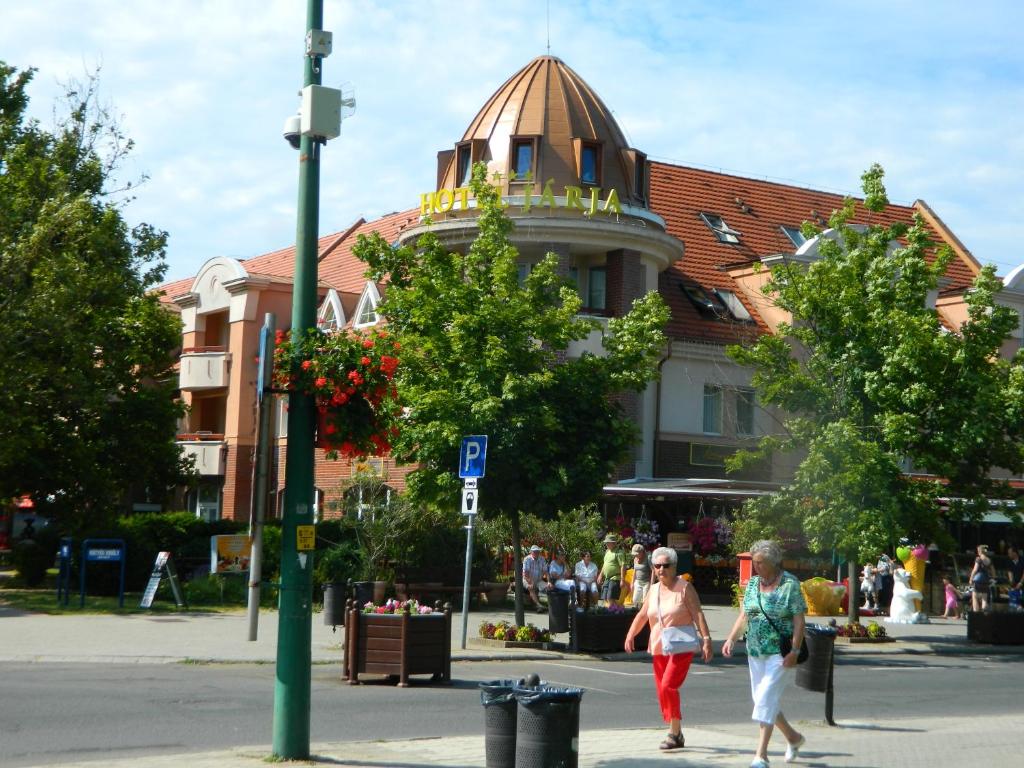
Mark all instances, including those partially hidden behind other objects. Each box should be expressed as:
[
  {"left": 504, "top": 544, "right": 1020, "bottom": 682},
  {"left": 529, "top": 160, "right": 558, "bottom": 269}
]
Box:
[
  {"left": 728, "top": 164, "right": 1024, "bottom": 560},
  {"left": 356, "top": 164, "right": 668, "bottom": 519},
  {"left": 0, "top": 63, "right": 188, "bottom": 529}
]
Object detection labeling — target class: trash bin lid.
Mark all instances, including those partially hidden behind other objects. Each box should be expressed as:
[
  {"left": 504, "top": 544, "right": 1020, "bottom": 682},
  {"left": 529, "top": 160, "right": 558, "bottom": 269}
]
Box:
[{"left": 513, "top": 685, "right": 585, "bottom": 705}]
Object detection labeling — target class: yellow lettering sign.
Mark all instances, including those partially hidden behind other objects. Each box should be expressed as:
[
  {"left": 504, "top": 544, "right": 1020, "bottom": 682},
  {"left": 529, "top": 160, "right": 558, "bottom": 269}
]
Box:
[
  {"left": 602, "top": 188, "right": 622, "bottom": 215},
  {"left": 416, "top": 185, "right": 623, "bottom": 216},
  {"left": 539, "top": 179, "right": 557, "bottom": 209},
  {"left": 296, "top": 525, "right": 315, "bottom": 552},
  {"left": 434, "top": 188, "right": 455, "bottom": 213},
  {"left": 564, "top": 186, "right": 584, "bottom": 210}
]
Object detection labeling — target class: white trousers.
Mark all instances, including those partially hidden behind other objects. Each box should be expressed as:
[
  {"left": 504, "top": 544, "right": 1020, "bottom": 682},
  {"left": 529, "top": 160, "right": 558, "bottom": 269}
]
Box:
[{"left": 748, "top": 653, "right": 792, "bottom": 724}]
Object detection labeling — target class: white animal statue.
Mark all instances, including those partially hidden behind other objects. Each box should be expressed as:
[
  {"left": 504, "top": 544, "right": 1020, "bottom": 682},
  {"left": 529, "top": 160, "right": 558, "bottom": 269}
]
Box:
[{"left": 886, "top": 567, "right": 930, "bottom": 624}]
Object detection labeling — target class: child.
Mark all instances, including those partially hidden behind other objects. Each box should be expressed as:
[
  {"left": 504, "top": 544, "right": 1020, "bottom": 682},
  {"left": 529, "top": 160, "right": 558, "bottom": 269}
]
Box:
[{"left": 942, "top": 577, "right": 961, "bottom": 619}]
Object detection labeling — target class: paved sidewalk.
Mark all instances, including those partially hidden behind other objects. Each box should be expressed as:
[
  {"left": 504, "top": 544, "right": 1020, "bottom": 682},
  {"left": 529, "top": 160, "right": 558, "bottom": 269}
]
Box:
[{"left": 1, "top": 595, "right": 1021, "bottom": 767}]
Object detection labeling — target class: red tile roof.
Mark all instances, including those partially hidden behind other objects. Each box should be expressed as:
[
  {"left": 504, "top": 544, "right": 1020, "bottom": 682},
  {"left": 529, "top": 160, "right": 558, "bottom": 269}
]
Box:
[
  {"left": 157, "top": 164, "right": 981, "bottom": 349},
  {"left": 649, "top": 161, "right": 980, "bottom": 343}
]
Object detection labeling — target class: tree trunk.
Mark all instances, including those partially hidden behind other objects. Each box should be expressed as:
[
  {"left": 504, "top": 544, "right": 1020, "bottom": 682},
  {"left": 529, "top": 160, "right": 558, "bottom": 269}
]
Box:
[
  {"left": 511, "top": 510, "right": 525, "bottom": 627},
  {"left": 847, "top": 559, "right": 859, "bottom": 624}
]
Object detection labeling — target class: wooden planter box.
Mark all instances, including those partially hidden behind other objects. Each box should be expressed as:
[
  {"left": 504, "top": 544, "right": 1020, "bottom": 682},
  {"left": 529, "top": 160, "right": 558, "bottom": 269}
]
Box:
[
  {"left": 967, "top": 610, "right": 1024, "bottom": 645},
  {"left": 834, "top": 635, "right": 895, "bottom": 644},
  {"left": 570, "top": 610, "right": 648, "bottom": 653},
  {"left": 343, "top": 600, "right": 452, "bottom": 686}
]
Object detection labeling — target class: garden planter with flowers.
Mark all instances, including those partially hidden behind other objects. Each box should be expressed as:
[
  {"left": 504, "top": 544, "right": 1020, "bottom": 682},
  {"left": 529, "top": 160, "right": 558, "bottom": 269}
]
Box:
[
  {"left": 475, "top": 620, "right": 552, "bottom": 649},
  {"left": 343, "top": 599, "right": 452, "bottom": 686},
  {"left": 273, "top": 327, "right": 401, "bottom": 460},
  {"left": 570, "top": 605, "right": 648, "bottom": 653}
]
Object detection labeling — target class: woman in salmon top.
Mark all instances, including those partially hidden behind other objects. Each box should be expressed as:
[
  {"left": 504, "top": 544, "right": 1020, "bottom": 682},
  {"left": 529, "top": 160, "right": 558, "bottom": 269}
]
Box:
[{"left": 624, "top": 546, "right": 713, "bottom": 751}]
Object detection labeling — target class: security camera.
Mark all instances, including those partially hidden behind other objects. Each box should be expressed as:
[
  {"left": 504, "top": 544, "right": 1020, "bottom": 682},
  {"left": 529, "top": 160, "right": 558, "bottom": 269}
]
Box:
[{"left": 282, "top": 113, "right": 301, "bottom": 149}]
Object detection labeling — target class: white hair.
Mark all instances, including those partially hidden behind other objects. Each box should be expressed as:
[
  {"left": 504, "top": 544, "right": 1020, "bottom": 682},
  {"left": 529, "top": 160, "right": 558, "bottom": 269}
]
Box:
[
  {"left": 651, "top": 546, "right": 677, "bottom": 566},
  {"left": 749, "top": 539, "right": 784, "bottom": 567}
]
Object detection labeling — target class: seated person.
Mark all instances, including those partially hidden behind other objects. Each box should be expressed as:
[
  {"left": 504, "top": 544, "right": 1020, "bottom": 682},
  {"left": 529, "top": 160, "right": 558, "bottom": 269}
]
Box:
[
  {"left": 546, "top": 549, "right": 575, "bottom": 593},
  {"left": 574, "top": 551, "right": 599, "bottom": 609},
  {"left": 522, "top": 544, "right": 547, "bottom": 613}
]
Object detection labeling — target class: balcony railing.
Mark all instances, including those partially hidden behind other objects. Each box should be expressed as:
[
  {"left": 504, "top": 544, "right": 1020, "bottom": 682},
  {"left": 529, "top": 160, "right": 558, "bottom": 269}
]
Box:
[
  {"left": 177, "top": 434, "right": 226, "bottom": 476},
  {"left": 179, "top": 347, "right": 229, "bottom": 390}
]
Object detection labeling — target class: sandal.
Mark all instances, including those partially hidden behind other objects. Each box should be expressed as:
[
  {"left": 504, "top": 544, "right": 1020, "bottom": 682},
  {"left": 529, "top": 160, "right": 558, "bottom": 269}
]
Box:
[{"left": 659, "top": 732, "right": 684, "bottom": 750}]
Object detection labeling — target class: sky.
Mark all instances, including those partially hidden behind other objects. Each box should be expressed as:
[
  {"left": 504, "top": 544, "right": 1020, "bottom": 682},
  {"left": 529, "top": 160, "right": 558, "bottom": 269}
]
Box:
[{"left": 3, "top": 1, "right": 1023, "bottom": 285}]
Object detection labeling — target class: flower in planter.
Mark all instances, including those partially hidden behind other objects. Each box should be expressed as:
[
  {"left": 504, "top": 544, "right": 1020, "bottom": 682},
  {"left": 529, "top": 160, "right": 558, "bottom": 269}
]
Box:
[
  {"left": 479, "top": 620, "right": 550, "bottom": 643},
  {"left": 866, "top": 621, "right": 887, "bottom": 639},
  {"left": 274, "top": 327, "right": 402, "bottom": 460},
  {"left": 362, "top": 598, "right": 432, "bottom": 615}
]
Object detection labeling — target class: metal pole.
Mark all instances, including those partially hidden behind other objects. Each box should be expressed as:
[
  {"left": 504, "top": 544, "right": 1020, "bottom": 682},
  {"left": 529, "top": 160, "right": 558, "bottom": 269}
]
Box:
[
  {"left": 460, "top": 512, "right": 475, "bottom": 649},
  {"left": 273, "top": 0, "right": 322, "bottom": 757},
  {"left": 247, "top": 313, "right": 276, "bottom": 641}
]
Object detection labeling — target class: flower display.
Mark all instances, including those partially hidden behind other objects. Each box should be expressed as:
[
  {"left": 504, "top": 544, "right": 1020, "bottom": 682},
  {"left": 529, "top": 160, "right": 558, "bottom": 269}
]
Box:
[
  {"left": 835, "top": 620, "right": 886, "bottom": 638},
  {"left": 687, "top": 516, "right": 733, "bottom": 555},
  {"left": 363, "top": 598, "right": 433, "bottom": 615},
  {"left": 273, "top": 326, "right": 401, "bottom": 459},
  {"left": 630, "top": 515, "right": 659, "bottom": 549},
  {"left": 478, "top": 620, "right": 551, "bottom": 643}
]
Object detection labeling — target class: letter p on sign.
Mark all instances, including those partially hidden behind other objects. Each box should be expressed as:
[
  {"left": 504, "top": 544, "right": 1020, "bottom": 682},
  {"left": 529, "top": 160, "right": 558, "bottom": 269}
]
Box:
[{"left": 459, "top": 435, "right": 488, "bottom": 478}]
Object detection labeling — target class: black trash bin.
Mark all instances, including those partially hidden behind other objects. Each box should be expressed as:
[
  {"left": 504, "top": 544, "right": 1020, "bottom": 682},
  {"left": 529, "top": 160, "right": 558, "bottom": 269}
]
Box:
[
  {"left": 547, "top": 589, "right": 570, "bottom": 634},
  {"left": 352, "top": 580, "right": 374, "bottom": 607},
  {"left": 322, "top": 582, "right": 346, "bottom": 626},
  {"left": 795, "top": 624, "right": 837, "bottom": 693},
  {"left": 480, "top": 679, "right": 520, "bottom": 768},
  {"left": 513, "top": 684, "right": 584, "bottom": 768}
]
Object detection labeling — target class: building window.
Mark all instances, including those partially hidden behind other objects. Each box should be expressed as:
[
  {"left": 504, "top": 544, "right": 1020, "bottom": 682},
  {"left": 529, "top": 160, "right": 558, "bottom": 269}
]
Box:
[
  {"left": 682, "top": 283, "right": 729, "bottom": 318},
  {"left": 354, "top": 283, "right": 380, "bottom": 327},
  {"left": 714, "top": 288, "right": 752, "bottom": 321},
  {"left": 634, "top": 152, "right": 647, "bottom": 204},
  {"left": 587, "top": 266, "right": 607, "bottom": 311},
  {"left": 456, "top": 143, "right": 472, "bottom": 187},
  {"left": 517, "top": 262, "right": 532, "bottom": 287},
  {"left": 780, "top": 225, "right": 806, "bottom": 248},
  {"left": 511, "top": 138, "right": 535, "bottom": 180},
  {"left": 699, "top": 212, "right": 742, "bottom": 244},
  {"left": 703, "top": 384, "right": 723, "bottom": 435},
  {"left": 736, "top": 388, "right": 756, "bottom": 436},
  {"left": 580, "top": 143, "right": 600, "bottom": 185}
]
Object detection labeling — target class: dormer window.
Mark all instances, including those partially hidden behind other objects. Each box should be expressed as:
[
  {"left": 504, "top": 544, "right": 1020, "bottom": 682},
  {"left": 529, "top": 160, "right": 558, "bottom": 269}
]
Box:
[
  {"left": 456, "top": 142, "right": 473, "bottom": 187},
  {"left": 700, "top": 212, "right": 742, "bottom": 244},
  {"left": 780, "top": 225, "right": 807, "bottom": 248},
  {"left": 317, "top": 289, "right": 345, "bottom": 330},
  {"left": 510, "top": 136, "right": 538, "bottom": 181},
  {"left": 354, "top": 283, "right": 381, "bottom": 328},
  {"left": 634, "top": 152, "right": 647, "bottom": 204}
]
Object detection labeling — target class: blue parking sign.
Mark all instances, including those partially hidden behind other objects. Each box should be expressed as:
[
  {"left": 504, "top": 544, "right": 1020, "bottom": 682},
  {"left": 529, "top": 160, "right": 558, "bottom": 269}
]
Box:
[{"left": 459, "top": 435, "right": 488, "bottom": 478}]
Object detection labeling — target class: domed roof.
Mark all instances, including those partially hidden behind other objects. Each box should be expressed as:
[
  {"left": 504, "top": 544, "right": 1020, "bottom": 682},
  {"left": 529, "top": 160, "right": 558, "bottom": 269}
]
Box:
[{"left": 436, "top": 56, "right": 648, "bottom": 207}]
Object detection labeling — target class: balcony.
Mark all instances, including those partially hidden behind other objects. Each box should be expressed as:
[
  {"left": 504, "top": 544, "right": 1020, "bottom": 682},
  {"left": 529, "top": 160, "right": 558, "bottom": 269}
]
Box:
[
  {"left": 177, "top": 434, "right": 226, "bottom": 476},
  {"left": 179, "top": 347, "right": 229, "bottom": 390}
]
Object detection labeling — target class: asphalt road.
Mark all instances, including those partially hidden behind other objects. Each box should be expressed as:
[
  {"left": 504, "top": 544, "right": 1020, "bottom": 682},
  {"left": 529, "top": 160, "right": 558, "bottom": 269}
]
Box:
[{"left": 1, "top": 652, "right": 1020, "bottom": 767}]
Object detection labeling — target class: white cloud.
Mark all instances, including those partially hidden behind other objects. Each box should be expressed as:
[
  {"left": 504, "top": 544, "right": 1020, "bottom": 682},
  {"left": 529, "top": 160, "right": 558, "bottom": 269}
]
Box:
[{"left": 3, "top": 0, "right": 1024, "bottom": 280}]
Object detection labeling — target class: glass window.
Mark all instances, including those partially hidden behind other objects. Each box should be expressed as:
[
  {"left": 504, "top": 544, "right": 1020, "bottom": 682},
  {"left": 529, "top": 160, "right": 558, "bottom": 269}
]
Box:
[
  {"left": 699, "top": 212, "right": 741, "bottom": 244},
  {"left": 781, "top": 225, "right": 806, "bottom": 248},
  {"left": 588, "top": 266, "right": 606, "bottom": 310},
  {"left": 355, "top": 295, "right": 378, "bottom": 326},
  {"left": 703, "top": 385, "right": 722, "bottom": 434},
  {"left": 736, "top": 388, "right": 756, "bottom": 436},
  {"left": 512, "top": 140, "right": 533, "bottom": 179},
  {"left": 581, "top": 145, "right": 598, "bottom": 184},
  {"left": 456, "top": 144, "right": 472, "bottom": 186},
  {"left": 517, "top": 263, "right": 531, "bottom": 287},
  {"left": 715, "top": 288, "right": 752, "bottom": 321}
]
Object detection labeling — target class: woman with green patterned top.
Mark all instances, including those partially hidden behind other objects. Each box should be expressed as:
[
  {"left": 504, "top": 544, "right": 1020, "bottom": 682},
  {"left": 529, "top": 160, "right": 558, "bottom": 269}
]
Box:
[{"left": 723, "top": 540, "right": 807, "bottom": 768}]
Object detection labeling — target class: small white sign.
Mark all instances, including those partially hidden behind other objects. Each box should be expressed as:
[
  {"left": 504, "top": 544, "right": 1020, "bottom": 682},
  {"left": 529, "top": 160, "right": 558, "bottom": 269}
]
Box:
[
  {"left": 464, "top": 477, "right": 478, "bottom": 489},
  {"left": 461, "top": 487, "right": 479, "bottom": 515}
]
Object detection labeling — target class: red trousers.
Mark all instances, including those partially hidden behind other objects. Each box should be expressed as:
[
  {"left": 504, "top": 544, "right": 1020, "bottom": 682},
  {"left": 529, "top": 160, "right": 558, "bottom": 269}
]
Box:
[{"left": 652, "top": 652, "right": 694, "bottom": 722}]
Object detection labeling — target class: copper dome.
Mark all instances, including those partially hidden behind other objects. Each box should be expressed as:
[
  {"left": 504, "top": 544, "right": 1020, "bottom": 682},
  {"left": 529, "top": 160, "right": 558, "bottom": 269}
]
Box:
[{"left": 436, "top": 56, "right": 648, "bottom": 207}]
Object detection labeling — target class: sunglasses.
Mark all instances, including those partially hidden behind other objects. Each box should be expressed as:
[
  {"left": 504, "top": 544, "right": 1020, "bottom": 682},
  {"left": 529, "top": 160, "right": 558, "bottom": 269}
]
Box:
[{"left": 653, "top": 562, "right": 673, "bottom": 569}]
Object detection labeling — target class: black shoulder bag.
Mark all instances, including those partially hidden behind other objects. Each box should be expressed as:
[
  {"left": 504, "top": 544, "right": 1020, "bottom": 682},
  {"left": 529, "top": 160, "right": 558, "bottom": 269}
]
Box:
[{"left": 757, "top": 583, "right": 808, "bottom": 664}]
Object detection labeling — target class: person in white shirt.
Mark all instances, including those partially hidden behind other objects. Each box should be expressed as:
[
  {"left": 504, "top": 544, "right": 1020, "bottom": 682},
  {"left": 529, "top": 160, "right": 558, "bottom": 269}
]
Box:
[{"left": 574, "top": 551, "right": 599, "bottom": 610}]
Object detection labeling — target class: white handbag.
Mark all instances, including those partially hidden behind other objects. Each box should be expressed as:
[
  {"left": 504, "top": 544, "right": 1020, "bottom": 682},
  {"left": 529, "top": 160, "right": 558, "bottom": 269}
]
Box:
[{"left": 656, "top": 582, "right": 700, "bottom": 654}]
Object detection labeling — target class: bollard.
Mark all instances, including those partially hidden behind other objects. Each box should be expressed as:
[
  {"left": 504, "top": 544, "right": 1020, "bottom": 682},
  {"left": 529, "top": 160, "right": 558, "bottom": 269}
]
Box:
[
  {"left": 795, "top": 624, "right": 837, "bottom": 725},
  {"left": 322, "top": 582, "right": 346, "bottom": 627}
]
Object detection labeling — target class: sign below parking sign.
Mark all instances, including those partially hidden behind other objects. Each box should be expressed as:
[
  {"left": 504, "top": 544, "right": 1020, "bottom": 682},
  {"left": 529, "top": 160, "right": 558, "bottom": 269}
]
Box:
[{"left": 459, "top": 435, "right": 488, "bottom": 478}]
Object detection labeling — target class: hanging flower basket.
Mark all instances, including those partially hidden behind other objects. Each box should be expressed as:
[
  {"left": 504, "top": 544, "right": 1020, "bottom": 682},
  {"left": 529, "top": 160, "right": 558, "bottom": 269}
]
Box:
[{"left": 274, "top": 327, "right": 401, "bottom": 460}]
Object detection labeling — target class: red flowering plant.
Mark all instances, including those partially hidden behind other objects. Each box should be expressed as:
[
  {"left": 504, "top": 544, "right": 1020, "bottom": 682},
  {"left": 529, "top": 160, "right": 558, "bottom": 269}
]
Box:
[{"left": 273, "top": 326, "right": 401, "bottom": 460}]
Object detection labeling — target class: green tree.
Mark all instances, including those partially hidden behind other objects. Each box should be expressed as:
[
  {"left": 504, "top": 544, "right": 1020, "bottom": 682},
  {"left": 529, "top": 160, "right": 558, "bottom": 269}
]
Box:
[
  {"left": 0, "top": 63, "right": 188, "bottom": 530},
  {"left": 728, "top": 164, "right": 1024, "bottom": 618},
  {"left": 356, "top": 164, "right": 668, "bottom": 624}
]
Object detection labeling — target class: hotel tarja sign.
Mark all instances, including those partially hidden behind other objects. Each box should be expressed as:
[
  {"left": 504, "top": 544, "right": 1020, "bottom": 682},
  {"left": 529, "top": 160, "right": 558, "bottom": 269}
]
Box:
[{"left": 420, "top": 180, "right": 623, "bottom": 217}]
